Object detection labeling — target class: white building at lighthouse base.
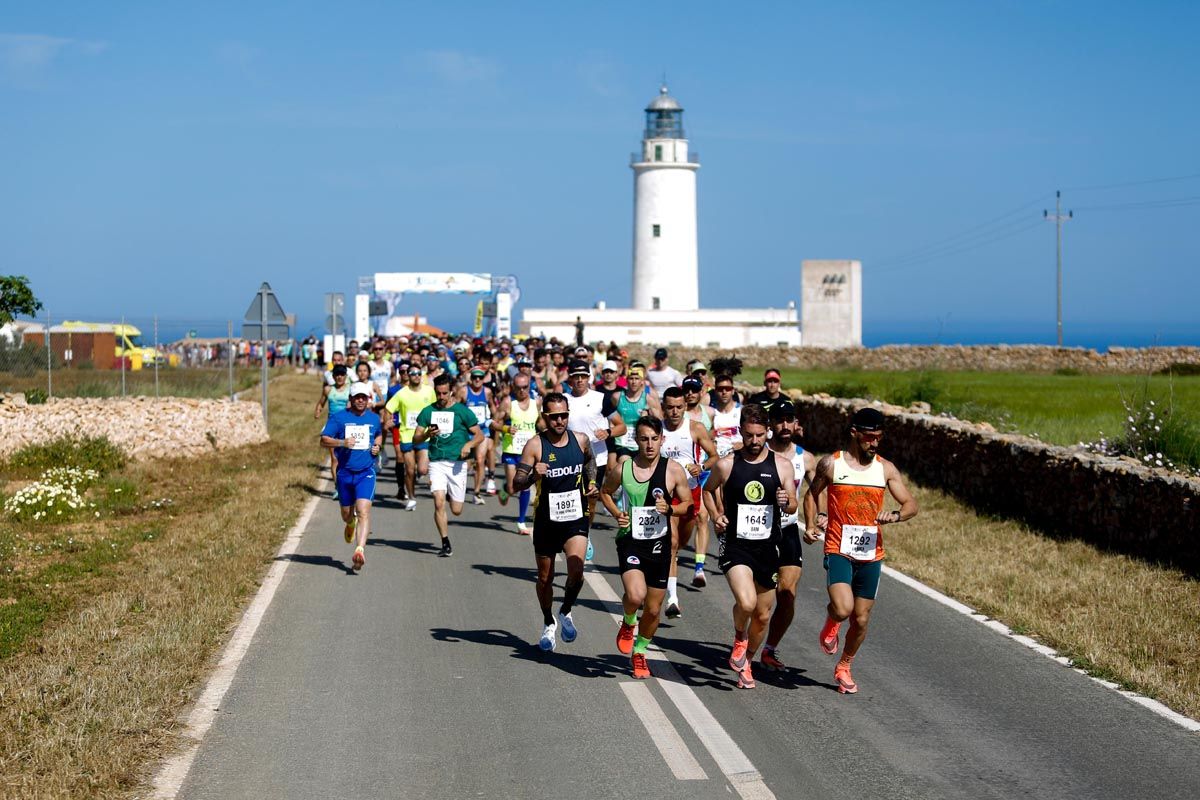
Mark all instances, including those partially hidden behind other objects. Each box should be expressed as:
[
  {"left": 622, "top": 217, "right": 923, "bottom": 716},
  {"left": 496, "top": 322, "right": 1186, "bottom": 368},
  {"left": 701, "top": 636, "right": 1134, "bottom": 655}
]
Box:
[{"left": 520, "top": 305, "right": 801, "bottom": 348}]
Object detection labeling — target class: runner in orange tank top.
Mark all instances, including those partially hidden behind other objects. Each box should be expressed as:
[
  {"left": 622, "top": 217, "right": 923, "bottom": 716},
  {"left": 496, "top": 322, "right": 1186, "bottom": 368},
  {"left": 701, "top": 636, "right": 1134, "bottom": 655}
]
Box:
[{"left": 803, "top": 407, "right": 918, "bottom": 695}]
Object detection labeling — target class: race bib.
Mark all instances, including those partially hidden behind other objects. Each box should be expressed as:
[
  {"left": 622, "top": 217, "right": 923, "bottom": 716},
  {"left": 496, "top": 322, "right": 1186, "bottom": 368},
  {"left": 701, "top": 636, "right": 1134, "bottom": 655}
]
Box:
[
  {"left": 716, "top": 438, "right": 734, "bottom": 457},
  {"left": 345, "top": 424, "right": 371, "bottom": 451},
  {"left": 469, "top": 405, "right": 488, "bottom": 424},
  {"left": 431, "top": 411, "right": 455, "bottom": 438},
  {"left": 511, "top": 429, "right": 533, "bottom": 451},
  {"left": 549, "top": 490, "right": 583, "bottom": 523},
  {"left": 840, "top": 524, "right": 879, "bottom": 561},
  {"left": 736, "top": 504, "right": 773, "bottom": 540},
  {"left": 631, "top": 505, "right": 668, "bottom": 540},
  {"left": 781, "top": 508, "right": 802, "bottom": 528},
  {"left": 405, "top": 410, "right": 420, "bottom": 429},
  {"left": 617, "top": 430, "right": 636, "bottom": 450}
]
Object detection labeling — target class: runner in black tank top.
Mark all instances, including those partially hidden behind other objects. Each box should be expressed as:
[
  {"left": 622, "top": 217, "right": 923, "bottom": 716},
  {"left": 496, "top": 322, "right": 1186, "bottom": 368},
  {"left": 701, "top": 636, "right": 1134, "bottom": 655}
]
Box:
[
  {"left": 511, "top": 392, "right": 597, "bottom": 653},
  {"left": 702, "top": 402, "right": 798, "bottom": 690}
]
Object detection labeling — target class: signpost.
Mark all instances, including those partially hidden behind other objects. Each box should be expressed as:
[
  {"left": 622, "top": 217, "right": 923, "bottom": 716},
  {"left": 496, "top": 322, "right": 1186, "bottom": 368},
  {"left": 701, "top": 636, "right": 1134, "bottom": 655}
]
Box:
[{"left": 243, "top": 282, "right": 290, "bottom": 430}]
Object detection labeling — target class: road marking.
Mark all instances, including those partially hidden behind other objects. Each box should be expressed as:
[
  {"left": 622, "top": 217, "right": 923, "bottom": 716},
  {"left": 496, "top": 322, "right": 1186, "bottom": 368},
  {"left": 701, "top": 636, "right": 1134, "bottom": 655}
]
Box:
[
  {"left": 150, "top": 488, "right": 323, "bottom": 798},
  {"left": 882, "top": 565, "right": 1200, "bottom": 734},
  {"left": 584, "top": 568, "right": 777, "bottom": 799},
  {"left": 619, "top": 682, "right": 708, "bottom": 780}
]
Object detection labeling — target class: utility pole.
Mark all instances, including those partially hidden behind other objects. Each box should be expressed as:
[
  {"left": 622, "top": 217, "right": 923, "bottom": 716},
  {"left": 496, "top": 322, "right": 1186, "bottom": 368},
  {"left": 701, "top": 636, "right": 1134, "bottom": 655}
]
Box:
[{"left": 1044, "top": 190, "right": 1073, "bottom": 347}]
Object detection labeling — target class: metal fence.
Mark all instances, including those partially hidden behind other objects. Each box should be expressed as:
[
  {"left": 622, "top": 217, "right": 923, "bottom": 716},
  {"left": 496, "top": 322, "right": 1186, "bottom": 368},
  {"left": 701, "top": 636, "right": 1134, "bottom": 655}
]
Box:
[{"left": 0, "top": 313, "right": 316, "bottom": 400}]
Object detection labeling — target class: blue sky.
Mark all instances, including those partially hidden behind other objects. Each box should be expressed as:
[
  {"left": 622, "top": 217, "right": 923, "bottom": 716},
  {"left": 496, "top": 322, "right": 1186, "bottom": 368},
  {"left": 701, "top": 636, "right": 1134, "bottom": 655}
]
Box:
[{"left": 3, "top": 1, "right": 1198, "bottom": 346}]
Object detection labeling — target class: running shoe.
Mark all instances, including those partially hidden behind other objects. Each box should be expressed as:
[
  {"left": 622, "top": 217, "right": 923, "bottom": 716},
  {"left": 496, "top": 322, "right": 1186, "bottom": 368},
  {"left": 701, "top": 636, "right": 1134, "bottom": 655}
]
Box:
[
  {"left": 404, "top": 499, "right": 417, "bottom": 512},
  {"left": 729, "top": 637, "right": 749, "bottom": 672},
  {"left": 819, "top": 619, "right": 841, "bottom": 655},
  {"left": 616, "top": 621, "right": 636, "bottom": 655},
  {"left": 558, "top": 611, "right": 577, "bottom": 643},
  {"left": 692, "top": 564, "right": 707, "bottom": 587},
  {"left": 440, "top": 538, "right": 453, "bottom": 557},
  {"left": 344, "top": 515, "right": 356, "bottom": 544},
  {"left": 351, "top": 545, "right": 365, "bottom": 571},
  {"left": 834, "top": 664, "right": 858, "bottom": 694},
  {"left": 486, "top": 478, "right": 496, "bottom": 495},
  {"left": 473, "top": 493, "right": 486, "bottom": 505},
  {"left": 585, "top": 537, "right": 594, "bottom": 562},
  {"left": 516, "top": 522, "right": 531, "bottom": 536},
  {"left": 736, "top": 660, "right": 756, "bottom": 689},
  {"left": 498, "top": 486, "right": 509, "bottom": 505},
  {"left": 760, "top": 648, "right": 786, "bottom": 672},
  {"left": 665, "top": 601, "right": 681, "bottom": 619},
  {"left": 630, "top": 652, "right": 650, "bottom": 679},
  {"left": 538, "top": 621, "right": 557, "bottom": 652}
]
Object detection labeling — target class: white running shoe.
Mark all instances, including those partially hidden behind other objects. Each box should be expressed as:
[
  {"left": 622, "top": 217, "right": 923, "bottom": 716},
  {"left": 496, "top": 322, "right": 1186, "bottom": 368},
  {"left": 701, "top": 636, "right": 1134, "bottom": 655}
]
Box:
[
  {"left": 486, "top": 478, "right": 496, "bottom": 495},
  {"left": 473, "top": 493, "right": 486, "bottom": 505},
  {"left": 558, "top": 611, "right": 577, "bottom": 643},
  {"left": 538, "top": 622, "right": 557, "bottom": 652},
  {"left": 404, "top": 499, "right": 417, "bottom": 511}
]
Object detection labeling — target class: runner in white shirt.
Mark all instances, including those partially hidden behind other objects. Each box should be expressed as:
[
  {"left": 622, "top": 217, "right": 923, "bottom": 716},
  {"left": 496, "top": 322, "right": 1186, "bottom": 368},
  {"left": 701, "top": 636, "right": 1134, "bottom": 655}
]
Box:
[
  {"left": 565, "top": 358, "right": 627, "bottom": 561},
  {"left": 658, "top": 386, "right": 718, "bottom": 619},
  {"left": 708, "top": 372, "right": 743, "bottom": 457},
  {"left": 646, "top": 347, "right": 683, "bottom": 398}
]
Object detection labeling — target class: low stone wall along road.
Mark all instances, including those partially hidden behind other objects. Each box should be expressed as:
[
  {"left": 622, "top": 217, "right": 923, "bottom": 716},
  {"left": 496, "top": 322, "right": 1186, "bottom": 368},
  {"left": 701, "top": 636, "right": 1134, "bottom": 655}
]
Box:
[{"left": 157, "top": 469, "right": 1200, "bottom": 800}]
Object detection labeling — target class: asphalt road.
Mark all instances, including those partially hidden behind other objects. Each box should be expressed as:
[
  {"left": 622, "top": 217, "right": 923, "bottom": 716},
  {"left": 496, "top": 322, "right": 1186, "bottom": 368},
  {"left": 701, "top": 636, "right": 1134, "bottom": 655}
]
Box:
[{"left": 175, "top": 468, "right": 1200, "bottom": 800}]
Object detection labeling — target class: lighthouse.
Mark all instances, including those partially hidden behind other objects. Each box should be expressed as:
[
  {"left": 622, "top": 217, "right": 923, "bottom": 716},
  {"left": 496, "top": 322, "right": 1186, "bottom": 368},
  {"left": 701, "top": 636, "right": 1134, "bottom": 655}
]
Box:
[
  {"left": 631, "top": 85, "right": 700, "bottom": 311},
  {"left": 521, "top": 84, "right": 805, "bottom": 348}
]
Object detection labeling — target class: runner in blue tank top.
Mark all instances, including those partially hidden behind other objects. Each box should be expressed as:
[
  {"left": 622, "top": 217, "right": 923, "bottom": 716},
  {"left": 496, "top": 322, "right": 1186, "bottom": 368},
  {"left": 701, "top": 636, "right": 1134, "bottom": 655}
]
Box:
[{"left": 459, "top": 369, "right": 496, "bottom": 504}]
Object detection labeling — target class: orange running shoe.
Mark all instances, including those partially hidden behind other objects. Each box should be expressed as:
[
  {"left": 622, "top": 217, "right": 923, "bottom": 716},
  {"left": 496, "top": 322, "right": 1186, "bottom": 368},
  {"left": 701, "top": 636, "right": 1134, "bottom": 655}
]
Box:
[
  {"left": 760, "top": 648, "right": 786, "bottom": 672},
  {"left": 631, "top": 652, "right": 651, "bottom": 679},
  {"left": 736, "top": 660, "right": 756, "bottom": 689},
  {"left": 729, "top": 637, "right": 749, "bottom": 672},
  {"left": 834, "top": 664, "right": 858, "bottom": 694},
  {"left": 344, "top": 515, "right": 356, "bottom": 544},
  {"left": 616, "top": 621, "right": 636, "bottom": 655},
  {"left": 352, "top": 545, "right": 365, "bottom": 571},
  {"left": 819, "top": 618, "right": 841, "bottom": 655}
]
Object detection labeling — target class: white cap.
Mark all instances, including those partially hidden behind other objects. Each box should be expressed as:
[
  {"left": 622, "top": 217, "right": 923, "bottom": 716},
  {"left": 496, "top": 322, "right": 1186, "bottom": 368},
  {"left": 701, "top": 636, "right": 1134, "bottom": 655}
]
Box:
[
  {"left": 349, "top": 381, "right": 373, "bottom": 397},
  {"left": 602, "top": 360, "right": 619, "bottom": 372}
]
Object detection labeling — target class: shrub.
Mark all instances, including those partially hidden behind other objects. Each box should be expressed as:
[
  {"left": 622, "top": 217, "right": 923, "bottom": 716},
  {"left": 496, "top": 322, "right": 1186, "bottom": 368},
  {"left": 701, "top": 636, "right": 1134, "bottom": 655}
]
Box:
[
  {"left": 24, "top": 387, "right": 47, "bottom": 405},
  {"left": 1054, "top": 367, "right": 1083, "bottom": 377},
  {"left": 1081, "top": 380, "right": 1200, "bottom": 474},
  {"left": 1158, "top": 362, "right": 1200, "bottom": 377},
  {"left": 808, "top": 381, "right": 870, "bottom": 399},
  {"left": 2, "top": 466, "right": 99, "bottom": 522},
  {"left": 7, "top": 435, "right": 127, "bottom": 476},
  {"left": 889, "top": 373, "right": 944, "bottom": 407}
]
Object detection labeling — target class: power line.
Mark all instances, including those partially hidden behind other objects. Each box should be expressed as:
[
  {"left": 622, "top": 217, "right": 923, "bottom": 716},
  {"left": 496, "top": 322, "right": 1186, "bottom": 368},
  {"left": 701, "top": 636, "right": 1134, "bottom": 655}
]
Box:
[
  {"left": 872, "top": 218, "right": 1044, "bottom": 274},
  {"left": 874, "top": 192, "right": 1053, "bottom": 266},
  {"left": 1074, "top": 195, "right": 1200, "bottom": 211},
  {"left": 1061, "top": 171, "right": 1200, "bottom": 193}
]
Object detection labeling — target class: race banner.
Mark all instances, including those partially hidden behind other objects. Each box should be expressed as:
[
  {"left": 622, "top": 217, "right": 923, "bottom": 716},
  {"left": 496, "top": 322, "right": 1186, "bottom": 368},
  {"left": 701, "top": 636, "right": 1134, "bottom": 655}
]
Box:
[{"left": 374, "top": 273, "right": 492, "bottom": 294}]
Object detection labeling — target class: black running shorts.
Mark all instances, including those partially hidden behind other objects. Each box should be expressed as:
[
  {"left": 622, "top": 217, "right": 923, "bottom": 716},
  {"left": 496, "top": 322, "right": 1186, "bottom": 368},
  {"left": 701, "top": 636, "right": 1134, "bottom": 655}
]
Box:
[
  {"left": 617, "top": 536, "right": 670, "bottom": 590},
  {"left": 778, "top": 524, "right": 804, "bottom": 569},
  {"left": 718, "top": 538, "right": 781, "bottom": 590}
]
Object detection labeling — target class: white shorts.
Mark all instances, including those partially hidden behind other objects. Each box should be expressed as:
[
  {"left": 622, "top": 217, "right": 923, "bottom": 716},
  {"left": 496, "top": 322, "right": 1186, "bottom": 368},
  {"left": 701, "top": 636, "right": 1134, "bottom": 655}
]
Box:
[{"left": 429, "top": 460, "right": 468, "bottom": 503}]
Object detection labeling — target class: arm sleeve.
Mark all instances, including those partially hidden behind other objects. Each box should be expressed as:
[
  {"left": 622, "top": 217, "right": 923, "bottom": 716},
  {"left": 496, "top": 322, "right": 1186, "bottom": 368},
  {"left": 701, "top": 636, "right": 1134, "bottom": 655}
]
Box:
[
  {"left": 321, "top": 416, "right": 340, "bottom": 439},
  {"left": 415, "top": 406, "right": 431, "bottom": 427}
]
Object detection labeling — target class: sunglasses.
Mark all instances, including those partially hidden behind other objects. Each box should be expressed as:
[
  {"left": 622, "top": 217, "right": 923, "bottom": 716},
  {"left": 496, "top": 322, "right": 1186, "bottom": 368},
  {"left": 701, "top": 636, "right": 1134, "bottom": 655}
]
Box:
[
  {"left": 855, "top": 430, "right": 882, "bottom": 441},
  {"left": 544, "top": 412, "right": 569, "bottom": 421},
  {"left": 716, "top": 386, "right": 734, "bottom": 392}
]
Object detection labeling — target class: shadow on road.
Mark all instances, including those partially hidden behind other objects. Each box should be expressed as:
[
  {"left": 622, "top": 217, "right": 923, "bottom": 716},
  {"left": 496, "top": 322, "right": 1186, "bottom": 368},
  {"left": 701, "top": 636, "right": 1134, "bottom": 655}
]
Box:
[
  {"left": 429, "top": 627, "right": 629, "bottom": 678},
  {"left": 276, "top": 552, "right": 356, "bottom": 575},
  {"left": 654, "top": 633, "right": 838, "bottom": 693},
  {"left": 369, "top": 536, "right": 441, "bottom": 555}
]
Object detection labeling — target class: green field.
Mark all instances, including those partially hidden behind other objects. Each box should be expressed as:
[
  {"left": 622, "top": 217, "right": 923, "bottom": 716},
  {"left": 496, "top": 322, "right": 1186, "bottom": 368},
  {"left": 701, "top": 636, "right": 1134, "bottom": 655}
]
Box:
[
  {"left": 773, "top": 368, "right": 1200, "bottom": 456},
  {"left": 1, "top": 366, "right": 264, "bottom": 399}
]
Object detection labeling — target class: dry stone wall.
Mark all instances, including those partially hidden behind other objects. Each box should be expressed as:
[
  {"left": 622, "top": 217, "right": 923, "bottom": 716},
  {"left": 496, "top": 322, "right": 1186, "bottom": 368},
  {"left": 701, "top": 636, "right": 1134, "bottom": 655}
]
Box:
[
  {"left": 771, "top": 387, "right": 1200, "bottom": 575},
  {"left": 0, "top": 394, "right": 269, "bottom": 460},
  {"left": 623, "top": 344, "right": 1200, "bottom": 374}
]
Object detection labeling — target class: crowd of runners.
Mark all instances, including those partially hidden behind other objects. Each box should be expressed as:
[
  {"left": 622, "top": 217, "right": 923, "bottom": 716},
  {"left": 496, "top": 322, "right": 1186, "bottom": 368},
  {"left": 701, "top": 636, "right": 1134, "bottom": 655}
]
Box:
[{"left": 316, "top": 333, "right": 917, "bottom": 694}]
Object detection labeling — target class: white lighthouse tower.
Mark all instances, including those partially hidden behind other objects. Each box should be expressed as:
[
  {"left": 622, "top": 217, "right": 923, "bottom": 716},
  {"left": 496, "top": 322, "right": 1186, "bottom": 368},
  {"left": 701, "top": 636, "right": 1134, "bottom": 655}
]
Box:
[{"left": 631, "top": 85, "right": 700, "bottom": 311}]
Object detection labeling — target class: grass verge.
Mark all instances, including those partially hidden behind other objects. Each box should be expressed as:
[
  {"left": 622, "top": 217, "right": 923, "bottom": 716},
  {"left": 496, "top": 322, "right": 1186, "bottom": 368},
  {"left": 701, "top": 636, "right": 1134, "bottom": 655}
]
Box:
[
  {"left": 1, "top": 366, "right": 265, "bottom": 399},
  {"left": 774, "top": 368, "right": 1200, "bottom": 450},
  {"left": 0, "top": 372, "right": 323, "bottom": 798},
  {"left": 887, "top": 479, "right": 1200, "bottom": 720}
]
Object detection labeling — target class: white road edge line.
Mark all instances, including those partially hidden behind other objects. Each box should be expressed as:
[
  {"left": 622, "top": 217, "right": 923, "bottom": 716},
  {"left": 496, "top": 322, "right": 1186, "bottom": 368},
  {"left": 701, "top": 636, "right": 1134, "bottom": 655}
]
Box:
[
  {"left": 619, "top": 682, "right": 708, "bottom": 780},
  {"left": 881, "top": 565, "right": 1200, "bottom": 734},
  {"left": 584, "top": 568, "right": 777, "bottom": 799},
  {"left": 150, "top": 489, "right": 323, "bottom": 798}
]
